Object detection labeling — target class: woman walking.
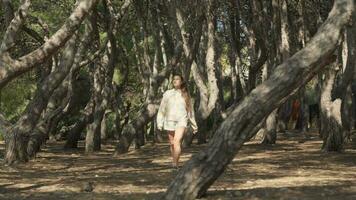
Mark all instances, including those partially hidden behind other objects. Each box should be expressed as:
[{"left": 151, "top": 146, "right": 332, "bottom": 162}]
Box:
[{"left": 156, "top": 74, "right": 198, "bottom": 169}]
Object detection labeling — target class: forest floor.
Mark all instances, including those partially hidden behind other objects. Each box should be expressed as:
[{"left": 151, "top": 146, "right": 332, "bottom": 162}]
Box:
[{"left": 0, "top": 130, "right": 356, "bottom": 200}]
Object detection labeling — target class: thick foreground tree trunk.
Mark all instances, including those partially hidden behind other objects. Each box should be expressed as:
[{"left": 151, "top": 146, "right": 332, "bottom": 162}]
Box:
[{"left": 162, "top": 1, "right": 353, "bottom": 199}]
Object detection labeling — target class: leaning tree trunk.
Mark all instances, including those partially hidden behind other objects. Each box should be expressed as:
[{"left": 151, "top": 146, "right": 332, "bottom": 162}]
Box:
[
  {"left": 0, "top": 0, "right": 99, "bottom": 89},
  {"left": 162, "top": 1, "right": 353, "bottom": 199},
  {"left": 26, "top": 15, "right": 93, "bottom": 156},
  {"left": 4, "top": 32, "right": 79, "bottom": 165},
  {"left": 44, "top": 60, "right": 85, "bottom": 142}
]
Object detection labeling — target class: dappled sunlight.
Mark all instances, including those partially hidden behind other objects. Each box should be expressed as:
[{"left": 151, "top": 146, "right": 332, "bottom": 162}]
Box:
[{"left": 1, "top": 131, "right": 356, "bottom": 199}]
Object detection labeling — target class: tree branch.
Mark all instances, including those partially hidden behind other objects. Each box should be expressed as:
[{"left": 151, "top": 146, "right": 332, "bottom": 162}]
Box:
[{"left": 0, "top": 0, "right": 99, "bottom": 89}]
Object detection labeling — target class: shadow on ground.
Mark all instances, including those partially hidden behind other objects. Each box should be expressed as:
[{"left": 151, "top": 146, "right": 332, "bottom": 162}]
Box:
[{"left": 0, "top": 130, "right": 356, "bottom": 200}]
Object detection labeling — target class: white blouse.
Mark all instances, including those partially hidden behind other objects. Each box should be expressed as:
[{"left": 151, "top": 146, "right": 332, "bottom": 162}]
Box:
[{"left": 156, "top": 89, "right": 198, "bottom": 131}]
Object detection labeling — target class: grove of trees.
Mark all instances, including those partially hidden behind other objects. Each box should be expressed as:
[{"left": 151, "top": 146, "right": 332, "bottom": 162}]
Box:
[{"left": 0, "top": 0, "right": 355, "bottom": 199}]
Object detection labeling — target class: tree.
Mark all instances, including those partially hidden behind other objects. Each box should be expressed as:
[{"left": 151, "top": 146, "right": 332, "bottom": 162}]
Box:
[
  {"left": 320, "top": 10, "right": 356, "bottom": 151},
  {"left": 162, "top": 0, "right": 354, "bottom": 199},
  {"left": 0, "top": 0, "right": 99, "bottom": 89},
  {"left": 0, "top": 0, "right": 99, "bottom": 165}
]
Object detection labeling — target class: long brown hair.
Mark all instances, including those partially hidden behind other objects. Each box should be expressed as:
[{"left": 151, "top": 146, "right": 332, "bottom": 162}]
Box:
[{"left": 173, "top": 74, "right": 192, "bottom": 115}]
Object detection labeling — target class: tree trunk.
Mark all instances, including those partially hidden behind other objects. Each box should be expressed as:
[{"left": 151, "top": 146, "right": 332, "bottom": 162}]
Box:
[
  {"left": 0, "top": 0, "right": 99, "bottom": 89},
  {"left": 115, "top": 104, "right": 158, "bottom": 154},
  {"left": 175, "top": 4, "right": 215, "bottom": 145},
  {"left": 64, "top": 100, "right": 94, "bottom": 149},
  {"left": 342, "top": 86, "right": 353, "bottom": 140},
  {"left": 260, "top": 0, "right": 282, "bottom": 144},
  {"left": 85, "top": 4, "right": 118, "bottom": 153},
  {"left": 195, "top": 0, "right": 220, "bottom": 144},
  {"left": 25, "top": 15, "right": 93, "bottom": 156},
  {"left": 85, "top": 115, "right": 103, "bottom": 152},
  {"left": 352, "top": 85, "right": 356, "bottom": 130},
  {"left": 162, "top": 1, "right": 353, "bottom": 198},
  {"left": 261, "top": 109, "right": 278, "bottom": 144},
  {"left": 4, "top": 31, "right": 79, "bottom": 164},
  {"left": 321, "top": 10, "right": 356, "bottom": 151},
  {"left": 100, "top": 112, "right": 108, "bottom": 141},
  {"left": 85, "top": 62, "right": 104, "bottom": 152},
  {"left": 320, "top": 64, "right": 345, "bottom": 152}
]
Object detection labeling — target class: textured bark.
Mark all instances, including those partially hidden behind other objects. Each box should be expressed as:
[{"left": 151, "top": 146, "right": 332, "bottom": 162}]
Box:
[
  {"left": 85, "top": 2, "right": 118, "bottom": 153},
  {"left": 0, "top": 0, "right": 99, "bottom": 89},
  {"left": 187, "top": 0, "right": 219, "bottom": 144},
  {"left": 43, "top": 67, "right": 74, "bottom": 141},
  {"left": 1, "top": 0, "right": 15, "bottom": 27},
  {"left": 100, "top": 112, "right": 108, "bottom": 141},
  {"left": 85, "top": 67, "right": 104, "bottom": 152},
  {"left": 0, "top": 0, "right": 31, "bottom": 54},
  {"left": 275, "top": 0, "right": 292, "bottom": 133},
  {"left": 321, "top": 11, "right": 356, "bottom": 151},
  {"left": 162, "top": 1, "right": 353, "bottom": 198},
  {"left": 320, "top": 64, "right": 344, "bottom": 152},
  {"left": 338, "top": 11, "right": 356, "bottom": 137},
  {"left": 261, "top": 109, "right": 278, "bottom": 144},
  {"left": 65, "top": 99, "right": 94, "bottom": 149},
  {"left": 260, "top": 0, "right": 283, "bottom": 144},
  {"left": 115, "top": 104, "right": 158, "bottom": 154},
  {"left": 226, "top": 0, "right": 245, "bottom": 103},
  {"left": 26, "top": 15, "right": 93, "bottom": 157},
  {"left": 4, "top": 31, "right": 79, "bottom": 165},
  {"left": 246, "top": 0, "right": 268, "bottom": 92},
  {"left": 173, "top": 5, "right": 203, "bottom": 80}
]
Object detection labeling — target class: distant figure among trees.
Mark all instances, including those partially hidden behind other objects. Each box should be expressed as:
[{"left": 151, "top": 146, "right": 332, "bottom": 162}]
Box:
[{"left": 156, "top": 74, "right": 198, "bottom": 169}]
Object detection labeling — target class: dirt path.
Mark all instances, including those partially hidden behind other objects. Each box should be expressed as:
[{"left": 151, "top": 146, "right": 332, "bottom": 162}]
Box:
[{"left": 1, "top": 131, "right": 356, "bottom": 200}]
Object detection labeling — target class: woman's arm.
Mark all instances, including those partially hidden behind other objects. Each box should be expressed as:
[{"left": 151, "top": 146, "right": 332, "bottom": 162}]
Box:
[{"left": 156, "top": 91, "right": 169, "bottom": 130}]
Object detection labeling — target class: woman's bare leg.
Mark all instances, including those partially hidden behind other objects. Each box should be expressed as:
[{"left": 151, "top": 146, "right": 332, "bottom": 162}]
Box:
[
  {"left": 167, "top": 131, "right": 175, "bottom": 166},
  {"left": 172, "top": 127, "right": 185, "bottom": 167}
]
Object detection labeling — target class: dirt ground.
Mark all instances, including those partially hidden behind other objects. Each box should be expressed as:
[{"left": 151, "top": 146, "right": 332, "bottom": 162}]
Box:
[{"left": 0, "top": 131, "right": 356, "bottom": 200}]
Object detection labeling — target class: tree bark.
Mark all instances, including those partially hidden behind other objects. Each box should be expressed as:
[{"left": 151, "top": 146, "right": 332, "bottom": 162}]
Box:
[
  {"left": 4, "top": 31, "right": 79, "bottom": 164},
  {"left": 65, "top": 98, "right": 94, "bottom": 149},
  {"left": 260, "top": 0, "right": 283, "bottom": 144},
  {"left": 321, "top": 11, "right": 356, "bottom": 151},
  {"left": 320, "top": 64, "right": 345, "bottom": 152},
  {"left": 0, "top": 0, "right": 99, "bottom": 89},
  {"left": 261, "top": 109, "right": 278, "bottom": 144},
  {"left": 162, "top": 1, "right": 353, "bottom": 198},
  {"left": 189, "top": 0, "right": 220, "bottom": 144}
]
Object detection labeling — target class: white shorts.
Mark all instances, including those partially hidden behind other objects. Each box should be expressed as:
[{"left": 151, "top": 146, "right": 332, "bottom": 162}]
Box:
[{"left": 163, "top": 119, "right": 188, "bottom": 131}]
